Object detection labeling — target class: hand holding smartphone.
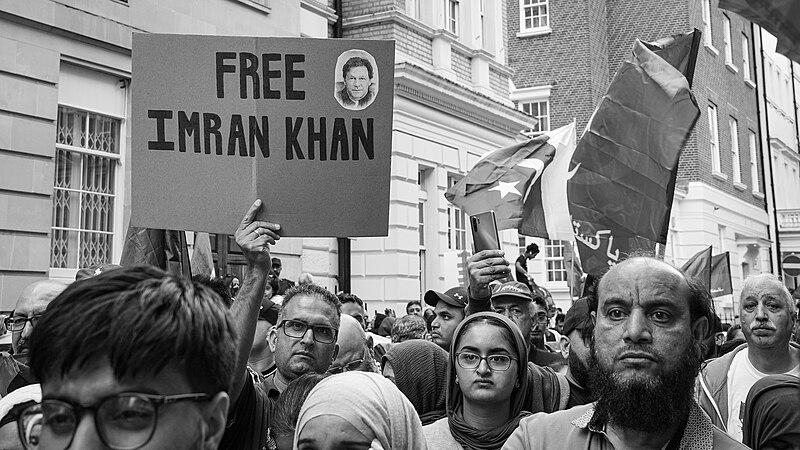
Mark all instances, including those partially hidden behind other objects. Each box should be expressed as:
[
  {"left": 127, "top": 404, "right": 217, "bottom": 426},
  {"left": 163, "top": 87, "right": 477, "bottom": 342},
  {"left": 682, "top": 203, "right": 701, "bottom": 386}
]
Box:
[{"left": 470, "top": 211, "right": 500, "bottom": 253}]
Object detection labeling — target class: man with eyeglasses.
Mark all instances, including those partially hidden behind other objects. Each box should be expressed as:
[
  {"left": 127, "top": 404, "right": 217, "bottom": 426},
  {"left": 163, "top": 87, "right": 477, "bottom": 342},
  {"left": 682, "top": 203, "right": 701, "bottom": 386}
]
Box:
[
  {"left": 263, "top": 283, "right": 340, "bottom": 401},
  {"left": 0, "top": 280, "right": 67, "bottom": 396},
  {"left": 18, "top": 265, "right": 234, "bottom": 450},
  {"left": 329, "top": 314, "right": 375, "bottom": 374}
]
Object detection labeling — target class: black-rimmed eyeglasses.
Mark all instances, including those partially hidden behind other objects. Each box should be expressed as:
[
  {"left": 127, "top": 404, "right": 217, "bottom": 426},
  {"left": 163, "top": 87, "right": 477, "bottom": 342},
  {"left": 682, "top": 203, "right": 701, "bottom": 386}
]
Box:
[
  {"left": 279, "top": 319, "right": 338, "bottom": 344},
  {"left": 455, "top": 352, "right": 517, "bottom": 371},
  {"left": 18, "top": 393, "right": 209, "bottom": 450},
  {"left": 4, "top": 315, "right": 43, "bottom": 332}
]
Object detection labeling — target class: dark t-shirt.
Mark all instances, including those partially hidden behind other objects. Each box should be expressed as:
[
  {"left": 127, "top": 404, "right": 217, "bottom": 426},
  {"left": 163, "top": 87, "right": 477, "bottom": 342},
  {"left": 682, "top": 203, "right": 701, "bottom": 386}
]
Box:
[
  {"left": 516, "top": 255, "right": 529, "bottom": 287},
  {"left": 219, "top": 375, "right": 273, "bottom": 450}
]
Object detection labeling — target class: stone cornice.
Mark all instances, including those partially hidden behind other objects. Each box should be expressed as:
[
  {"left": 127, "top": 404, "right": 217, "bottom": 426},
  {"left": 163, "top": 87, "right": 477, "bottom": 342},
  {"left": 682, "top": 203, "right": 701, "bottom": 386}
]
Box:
[{"left": 394, "top": 62, "right": 536, "bottom": 136}]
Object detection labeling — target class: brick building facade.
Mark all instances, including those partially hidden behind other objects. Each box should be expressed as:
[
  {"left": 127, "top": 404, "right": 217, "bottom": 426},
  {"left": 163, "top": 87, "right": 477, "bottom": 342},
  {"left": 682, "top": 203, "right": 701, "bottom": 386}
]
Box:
[{"left": 507, "top": 0, "right": 772, "bottom": 317}]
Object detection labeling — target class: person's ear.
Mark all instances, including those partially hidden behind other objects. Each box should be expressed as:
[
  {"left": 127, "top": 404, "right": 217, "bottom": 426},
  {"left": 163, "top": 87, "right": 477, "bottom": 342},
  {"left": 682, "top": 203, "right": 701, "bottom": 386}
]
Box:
[
  {"left": 559, "top": 336, "right": 571, "bottom": 359},
  {"left": 331, "top": 344, "right": 339, "bottom": 363},
  {"left": 201, "top": 392, "right": 230, "bottom": 450},
  {"left": 268, "top": 326, "right": 278, "bottom": 352},
  {"left": 691, "top": 316, "right": 709, "bottom": 343}
]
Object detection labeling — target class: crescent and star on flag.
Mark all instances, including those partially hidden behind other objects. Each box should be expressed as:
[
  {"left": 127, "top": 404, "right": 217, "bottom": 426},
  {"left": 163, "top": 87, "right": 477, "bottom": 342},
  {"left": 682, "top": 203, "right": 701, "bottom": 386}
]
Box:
[{"left": 487, "top": 154, "right": 547, "bottom": 200}]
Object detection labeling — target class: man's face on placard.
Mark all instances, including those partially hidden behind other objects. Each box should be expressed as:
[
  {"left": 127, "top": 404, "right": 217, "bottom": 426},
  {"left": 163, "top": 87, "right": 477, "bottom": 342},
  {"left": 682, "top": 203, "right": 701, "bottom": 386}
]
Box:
[{"left": 345, "top": 66, "right": 371, "bottom": 101}]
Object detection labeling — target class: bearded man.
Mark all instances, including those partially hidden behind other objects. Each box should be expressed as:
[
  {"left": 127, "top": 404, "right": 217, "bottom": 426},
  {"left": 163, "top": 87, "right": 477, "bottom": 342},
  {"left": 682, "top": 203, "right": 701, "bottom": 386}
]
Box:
[{"left": 503, "top": 257, "right": 746, "bottom": 449}]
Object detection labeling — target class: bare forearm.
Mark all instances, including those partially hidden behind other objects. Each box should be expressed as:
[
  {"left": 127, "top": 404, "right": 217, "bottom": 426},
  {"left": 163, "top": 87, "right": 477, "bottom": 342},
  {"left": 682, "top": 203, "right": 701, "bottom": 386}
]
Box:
[{"left": 229, "top": 264, "right": 268, "bottom": 407}]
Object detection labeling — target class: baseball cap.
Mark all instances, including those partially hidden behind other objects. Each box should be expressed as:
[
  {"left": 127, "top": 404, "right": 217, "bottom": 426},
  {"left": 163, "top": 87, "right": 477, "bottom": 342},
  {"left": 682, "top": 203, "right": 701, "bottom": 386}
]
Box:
[
  {"left": 491, "top": 281, "right": 532, "bottom": 302},
  {"left": 75, "top": 264, "right": 121, "bottom": 281},
  {"left": 562, "top": 298, "right": 590, "bottom": 336},
  {"left": 424, "top": 286, "right": 468, "bottom": 308},
  {"left": 271, "top": 257, "right": 282, "bottom": 267}
]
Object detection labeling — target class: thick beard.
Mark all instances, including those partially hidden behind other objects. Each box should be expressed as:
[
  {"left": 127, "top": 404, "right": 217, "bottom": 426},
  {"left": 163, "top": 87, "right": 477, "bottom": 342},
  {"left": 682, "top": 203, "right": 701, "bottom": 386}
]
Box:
[{"left": 588, "top": 339, "right": 703, "bottom": 432}]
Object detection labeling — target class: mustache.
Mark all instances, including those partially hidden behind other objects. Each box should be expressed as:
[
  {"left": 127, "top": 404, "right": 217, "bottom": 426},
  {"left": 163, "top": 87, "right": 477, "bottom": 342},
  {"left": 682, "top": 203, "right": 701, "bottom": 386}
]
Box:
[{"left": 611, "top": 345, "right": 664, "bottom": 362}]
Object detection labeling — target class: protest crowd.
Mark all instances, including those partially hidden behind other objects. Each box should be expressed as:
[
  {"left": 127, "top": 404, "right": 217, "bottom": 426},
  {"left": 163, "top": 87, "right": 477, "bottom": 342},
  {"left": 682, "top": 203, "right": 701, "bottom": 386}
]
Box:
[
  {"left": 1, "top": 1, "right": 800, "bottom": 448},
  {"left": 0, "top": 196, "right": 796, "bottom": 450}
]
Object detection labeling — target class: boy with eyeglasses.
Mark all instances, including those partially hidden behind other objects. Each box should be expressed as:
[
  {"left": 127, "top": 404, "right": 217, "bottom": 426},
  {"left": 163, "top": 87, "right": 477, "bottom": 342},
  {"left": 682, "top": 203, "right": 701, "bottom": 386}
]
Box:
[{"left": 20, "top": 266, "right": 234, "bottom": 450}]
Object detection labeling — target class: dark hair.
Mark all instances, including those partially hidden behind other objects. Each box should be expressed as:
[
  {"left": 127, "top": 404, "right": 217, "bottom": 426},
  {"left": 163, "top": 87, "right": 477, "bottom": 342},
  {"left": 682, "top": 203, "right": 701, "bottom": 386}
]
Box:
[
  {"left": 588, "top": 256, "right": 715, "bottom": 341},
  {"left": 456, "top": 316, "right": 517, "bottom": 355},
  {"left": 279, "top": 283, "right": 341, "bottom": 323},
  {"left": 555, "top": 313, "right": 565, "bottom": 323},
  {"left": 30, "top": 266, "right": 237, "bottom": 394},
  {"left": 338, "top": 293, "right": 364, "bottom": 309},
  {"left": 526, "top": 243, "right": 539, "bottom": 254},
  {"left": 726, "top": 323, "right": 742, "bottom": 342},
  {"left": 270, "top": 373, "right": 327, "bottom": 439},
  {"left": 406, "top": 300, "right": 422, "bottom": 313},
  {"left": 341, "top": 56, "right": 373, "bottom": 80},
  {"left": 192, "top": 274, "right": 233, "bottom": 307}
]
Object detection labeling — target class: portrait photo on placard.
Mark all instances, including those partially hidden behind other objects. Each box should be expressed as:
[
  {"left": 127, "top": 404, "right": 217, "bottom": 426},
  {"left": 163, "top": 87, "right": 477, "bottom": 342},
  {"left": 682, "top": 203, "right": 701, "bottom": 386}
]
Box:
[{"left": 334, "top": 49, "right": 379, "bottom": 110}]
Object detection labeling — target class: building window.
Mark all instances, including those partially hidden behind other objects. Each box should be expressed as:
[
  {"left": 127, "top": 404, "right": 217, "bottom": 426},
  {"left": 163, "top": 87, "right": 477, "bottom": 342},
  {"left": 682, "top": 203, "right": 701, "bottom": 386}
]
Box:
[
  {"left": 520, "top": 100, "right": 550, "bottom": 134},
  {"left": 702, "top": 0, "right": 713, "bottom": 48},
  {"left": 741, "top": 34, "right": 752, "bottom": 81},
  {"left": 447, "top": 175, "right": 467, "bottom": 251},
  {"left": 749, "top": 131, "right": 760, "bottom": 193},
  {"left": 730, "top": 117, "right": 741, "bottom": 183},
  {"left": 51, "top": 106, "right": 121, "bottom": 269},
  {"left": 544, "top": 239, "right": 567, "bottom": 282},
  {"left": 520, "top": 0, "right": 549, "bottom": 32},
  {"left": 444, "top": 0, "right": 459, "bottom": 35},
  {"left": 723, "top": 15, "right": 734, "bottom": 66},
  {"left": 709, "top": 104, "right": 721, "bottom": 173},
  {"left": 418, "top": 168, "right": 430, "bottom": 294}
]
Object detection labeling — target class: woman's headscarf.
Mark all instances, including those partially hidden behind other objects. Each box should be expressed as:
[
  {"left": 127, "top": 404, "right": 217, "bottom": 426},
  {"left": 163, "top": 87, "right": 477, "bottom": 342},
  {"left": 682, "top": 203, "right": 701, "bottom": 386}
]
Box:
[
  {"left": 742, "top": 374, "right": 800, "bottom": 449},
  {"left": 383, "top": 339, "right": 448, "bottom": 425},
  {"left": 293, "top": 371, "right": 428, "bottom": 450},
  {"left": 447, "top": 312, "right": 530, "bottom": 449}
]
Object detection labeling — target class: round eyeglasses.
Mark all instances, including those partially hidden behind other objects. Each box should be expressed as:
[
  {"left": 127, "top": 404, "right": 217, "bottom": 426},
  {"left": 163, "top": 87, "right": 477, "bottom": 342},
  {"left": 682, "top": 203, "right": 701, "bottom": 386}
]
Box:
[
  {"left": 455, "top": 352, "right": 517, "bottom": 371},
  {"left": 279, "top": 319, "right": 338, "bottom": 344},
  {"left": 18, "top": 393, "right": 209, "bottom": 450}
]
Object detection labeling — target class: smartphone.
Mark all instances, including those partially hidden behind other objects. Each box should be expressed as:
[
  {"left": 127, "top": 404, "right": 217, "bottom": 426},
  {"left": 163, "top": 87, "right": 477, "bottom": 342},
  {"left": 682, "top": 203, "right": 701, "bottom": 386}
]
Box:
[{"left": 470, "top": 211, "right": 500, "bottom": 253}]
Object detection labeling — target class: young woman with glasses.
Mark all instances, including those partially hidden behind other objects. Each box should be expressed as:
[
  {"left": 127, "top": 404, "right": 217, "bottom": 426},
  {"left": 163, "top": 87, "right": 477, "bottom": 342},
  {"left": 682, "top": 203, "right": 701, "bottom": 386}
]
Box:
[{"left": 423, "top": 312, "right": 530, "bottom": 449}]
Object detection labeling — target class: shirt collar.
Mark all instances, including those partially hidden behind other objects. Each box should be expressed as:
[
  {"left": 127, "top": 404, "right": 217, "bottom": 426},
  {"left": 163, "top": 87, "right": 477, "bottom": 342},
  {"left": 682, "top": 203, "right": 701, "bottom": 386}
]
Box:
[{"left": 572, "top": 402, "right": 714, "bottom": 450}]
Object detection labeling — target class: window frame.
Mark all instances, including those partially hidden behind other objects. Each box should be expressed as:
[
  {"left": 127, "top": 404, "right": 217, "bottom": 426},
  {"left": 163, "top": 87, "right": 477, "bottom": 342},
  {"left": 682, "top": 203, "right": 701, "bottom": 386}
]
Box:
[
  {"left": 748, "top": 130, "right": 760, "bottom": 194},
  {"left": 50, "top": 105, "right": 124, "bottom": 273},
  {"left": 518, "top": 0, "right": 551, "bottom": 37},
  {"left": 702, "top": 0, "right": 715, "bottom": 51},
  {"left": 709, "top": 104, "right": 723, "bottom": 175},
  {"left": 729, "top": 117, "right": 742, "bottom": 183},
  {"left": 444, "top": 0, "right": 459, "bottom": 35},
  {"left": 447, "top": 175, "right": 468, "bottom": 252},
  {"left": 741, "top": 33, "right": 752, "bottom": 82},
  {"left": 519, "top": 100, "right": 550, "bottom": 135},
  {"left": 544, "top": 239, "right": 567, "bottom": 283}
]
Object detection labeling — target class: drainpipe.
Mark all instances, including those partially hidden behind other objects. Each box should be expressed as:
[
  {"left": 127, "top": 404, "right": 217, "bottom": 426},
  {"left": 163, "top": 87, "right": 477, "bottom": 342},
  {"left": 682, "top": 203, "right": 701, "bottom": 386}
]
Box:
[{"left": 333, "top": 0, "right": 351, "bottom": 293}]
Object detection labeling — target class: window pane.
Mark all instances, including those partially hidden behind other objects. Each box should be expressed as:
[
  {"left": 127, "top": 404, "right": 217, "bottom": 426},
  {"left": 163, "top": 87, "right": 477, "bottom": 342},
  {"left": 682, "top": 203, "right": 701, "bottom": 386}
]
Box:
[{"left": 51, "top": 106, "right": 120, "bottom": 269}]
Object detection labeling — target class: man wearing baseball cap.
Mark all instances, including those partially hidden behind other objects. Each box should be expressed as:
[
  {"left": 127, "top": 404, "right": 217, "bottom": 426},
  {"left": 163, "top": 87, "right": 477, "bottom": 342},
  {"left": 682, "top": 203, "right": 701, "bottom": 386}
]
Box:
[
  {"left": 559, "top": 298, "right": 593, "bottom": 407},
  {"left": 270, "top": 257, "right": 295, "bottom": 295},
  {"left": 424, "top": 287, "right": 468, "bottom": 351},
  {"left": 492, "top": 281, "right": 566, "bottom": 370}
]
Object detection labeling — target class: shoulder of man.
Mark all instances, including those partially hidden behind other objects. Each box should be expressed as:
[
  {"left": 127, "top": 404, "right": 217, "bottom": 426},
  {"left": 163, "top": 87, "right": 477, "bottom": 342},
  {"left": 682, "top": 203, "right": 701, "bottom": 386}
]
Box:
[
  {"left": 701, "top": 343, "right": 747, "bottom": 384},
  {"left": 502, "top": 406, "right": 592, "bottom": 450}
]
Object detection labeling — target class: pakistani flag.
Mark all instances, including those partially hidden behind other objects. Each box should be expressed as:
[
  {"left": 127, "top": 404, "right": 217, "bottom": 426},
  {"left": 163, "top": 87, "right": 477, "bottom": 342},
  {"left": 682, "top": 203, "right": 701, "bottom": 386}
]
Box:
[{"left": 445, "top": 123, "right": 576, "bottom": 240}]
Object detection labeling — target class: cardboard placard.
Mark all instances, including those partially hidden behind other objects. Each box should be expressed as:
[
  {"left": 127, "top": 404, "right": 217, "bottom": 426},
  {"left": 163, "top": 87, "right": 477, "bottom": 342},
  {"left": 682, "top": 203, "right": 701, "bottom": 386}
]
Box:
[{"left": 131, "top": 34, "right": 395, "bottom": 237}]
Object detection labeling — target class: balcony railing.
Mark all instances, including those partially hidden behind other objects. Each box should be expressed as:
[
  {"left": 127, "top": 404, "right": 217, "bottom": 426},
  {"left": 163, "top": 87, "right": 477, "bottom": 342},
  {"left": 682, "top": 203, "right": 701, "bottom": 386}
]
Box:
[{"left": 778, "top": 209, "right": 800, "bottom": 231}]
